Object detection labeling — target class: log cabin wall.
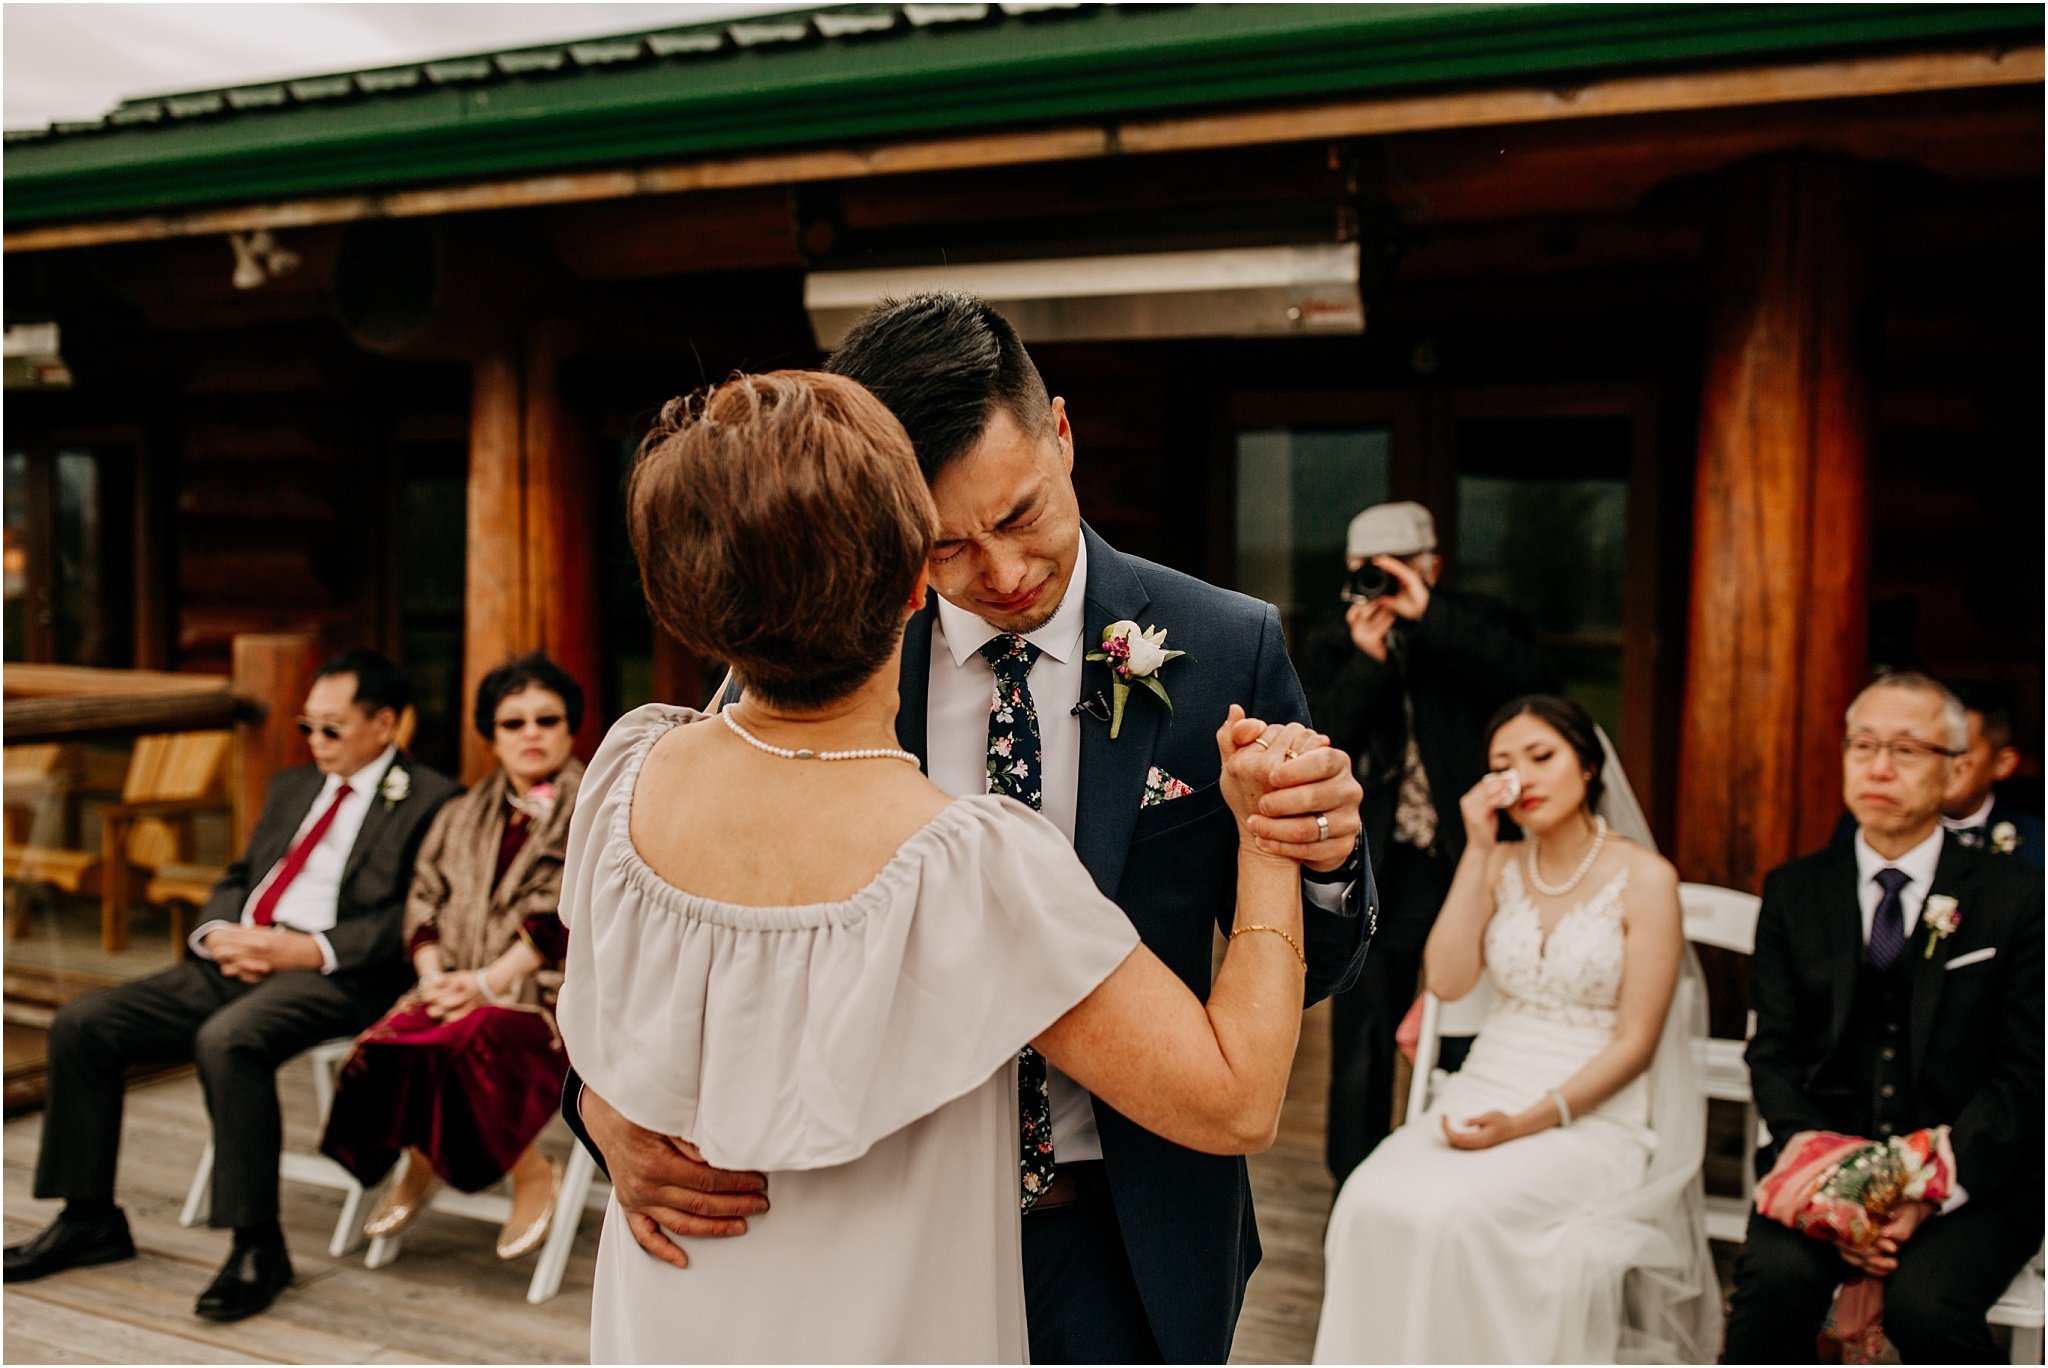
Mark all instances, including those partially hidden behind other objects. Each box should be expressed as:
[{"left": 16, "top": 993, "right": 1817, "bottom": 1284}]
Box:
[
  {"left": 3, "top": 83, "right": 2036, "bottom": 850},
  {"left": 1868, "top": 177, "right": 2044, "bottom": 797}
]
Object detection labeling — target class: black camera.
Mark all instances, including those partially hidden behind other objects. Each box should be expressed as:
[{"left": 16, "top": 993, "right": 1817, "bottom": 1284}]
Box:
[{"left": 1340, "top": 563, "right": 1394, "bottom": 605}]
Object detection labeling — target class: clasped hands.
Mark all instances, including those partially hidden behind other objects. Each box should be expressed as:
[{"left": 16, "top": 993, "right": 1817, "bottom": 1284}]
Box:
[
  {"left": 417, "top": 968, "right": 486, "bottom": 1022},
  {"left": 1216, "top": 704, "right": 1364, "bottom": 875},
  {"left": 1836, "top": 1199, "right": 1935, "bottom": 1277},
  {"left": 202, "top": 925, "right": 324, "bottom": 983}
]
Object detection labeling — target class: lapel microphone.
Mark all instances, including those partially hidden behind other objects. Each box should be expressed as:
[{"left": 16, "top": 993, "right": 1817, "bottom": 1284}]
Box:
[{"left": 1072, "top": 691, "right": 1111, "bottom": 722}]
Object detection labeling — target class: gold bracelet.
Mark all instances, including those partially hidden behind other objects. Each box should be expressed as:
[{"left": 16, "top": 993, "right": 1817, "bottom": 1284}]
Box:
[{"left": 1230, "top": 924, "right": 1307, "bottom": 972}]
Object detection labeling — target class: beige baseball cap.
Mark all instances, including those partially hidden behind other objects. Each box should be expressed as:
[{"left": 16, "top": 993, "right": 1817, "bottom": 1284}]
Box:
[{"left": 1346, "top": 501, "right": 1437, "bottom": 560}]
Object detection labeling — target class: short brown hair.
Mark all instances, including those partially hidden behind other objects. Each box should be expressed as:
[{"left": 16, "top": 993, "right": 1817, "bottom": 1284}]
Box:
[{"left": 628, "top": 371, "right": 938, "bottom": 709}]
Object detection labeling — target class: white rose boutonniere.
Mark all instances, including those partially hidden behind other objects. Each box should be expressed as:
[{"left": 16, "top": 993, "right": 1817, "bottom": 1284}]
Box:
[
  {"left": 1086, "top": 620, "right": 1187, "bottom": 740},
  {"left": 1991, "top": 821, "right": 2019, "bottom": 854},
  {"left": 379, "top": 766, "right": 411, "bottom": 811},
  {"left": 1921, "top": 894, "right": 1961, "bottom": 959}
]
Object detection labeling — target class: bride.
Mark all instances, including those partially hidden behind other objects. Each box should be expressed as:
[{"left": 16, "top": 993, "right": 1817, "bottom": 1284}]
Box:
[{"left": 1313, "top": 694, "right": 1722, "bottom": 1363}]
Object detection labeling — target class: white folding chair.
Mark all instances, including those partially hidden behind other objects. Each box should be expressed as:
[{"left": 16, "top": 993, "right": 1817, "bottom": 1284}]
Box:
[
  {"left": 1403, "top": 977, "right": 1496, "bottom": 1121},
  {"left": 1989, "top": 1247, "right": 2046, "bottom": 1363},
  {"left": 364, "top": 1136, "right": 607, "bottom": 1304},
  {"left": 1678, "top": 881, "right": 1762, "bottom": 1244},
  {"left": 178, "top": 1036, "right": 366, "bottom": 1258}
]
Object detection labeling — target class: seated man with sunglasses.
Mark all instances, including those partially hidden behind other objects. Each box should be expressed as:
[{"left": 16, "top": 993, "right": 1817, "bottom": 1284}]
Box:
[{"left": 5, "top": 650, "right": 458, "bottom": 1322}]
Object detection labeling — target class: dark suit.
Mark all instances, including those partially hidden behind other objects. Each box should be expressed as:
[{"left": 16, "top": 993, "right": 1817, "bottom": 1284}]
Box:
[
  {"left": 1725, "top": 835, "right": 2044, "bottom": 1363},
  {"left": 35, "top": 755, "right": 456, "bottom": 1229},
  {"left": 563, "top": 525, "right": 1369, "bottom": 1363},
  {"left": 905, "top": 525, "right": 1369, "bottom": 1364},
  {"left": 1979, "top": 798, "right": 2047, "bottom": 870},
  {"left": 1301, "top": 588, "right": 1553, "bottom": 1178}
]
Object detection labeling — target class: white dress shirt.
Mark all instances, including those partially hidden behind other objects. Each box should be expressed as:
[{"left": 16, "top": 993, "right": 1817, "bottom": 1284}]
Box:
[
  {"left": 189, "top": 745, "right": 401, "bottom": 975},
  {"left": 1852, "top": 825, "right": 1944, "bottom": 944},
  {"left": 1941, "top": 794, "right": 1996, "bottom": 838},
  {"left": 1850, "top": 823, "right": 1966, "bottom": 1209}
]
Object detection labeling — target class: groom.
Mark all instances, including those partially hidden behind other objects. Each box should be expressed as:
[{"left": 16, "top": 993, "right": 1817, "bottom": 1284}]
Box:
[{"left": 565, "top": 292, "right": 1373, "bottom": 1363}]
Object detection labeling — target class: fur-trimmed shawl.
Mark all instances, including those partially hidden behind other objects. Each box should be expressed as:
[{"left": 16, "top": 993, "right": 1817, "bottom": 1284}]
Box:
[{"left": 401, "top": 756, "right": 583, "bottom": 1009}]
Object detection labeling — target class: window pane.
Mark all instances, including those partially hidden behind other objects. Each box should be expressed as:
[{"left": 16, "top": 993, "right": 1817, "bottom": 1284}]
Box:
[
  {"left": 52, "top": 452, "right": 102, "bottom": 663},
  {"left": 1457, "top": 474, "right": 1628, "bottom": 737},
  {"left": 4, "top": 451, "right": 27, "bottom": 662},
  {"left": 1235, "top": 428, "right": 1390, "bottom": 649}
]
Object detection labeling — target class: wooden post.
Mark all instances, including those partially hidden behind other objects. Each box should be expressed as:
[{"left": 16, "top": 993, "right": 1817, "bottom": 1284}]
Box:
[
  {"left": 522, "top": 322, "right": 603, "bottom": 759},
  {"left": 462, "top": 342, "right": 526, "bottom": 783},
  {"left": 461, "top": 324, "right": 602, "bottom": 782},
  {"left": 230, "top": 632, "right": 320, "bottom": 850},
  {"left": 1676, "top": 156, "right": 1872, "bottom": 893}
]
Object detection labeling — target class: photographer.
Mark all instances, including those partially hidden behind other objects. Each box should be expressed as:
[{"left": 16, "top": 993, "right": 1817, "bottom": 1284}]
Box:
[{"left": 1303, "top": 501, "right": 1555, "bottom": 1181}]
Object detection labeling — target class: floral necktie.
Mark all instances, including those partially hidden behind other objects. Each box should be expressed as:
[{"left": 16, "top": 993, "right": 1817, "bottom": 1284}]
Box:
[{"left": 980, "top": 633, "right": 1054, "bottom": 1210}]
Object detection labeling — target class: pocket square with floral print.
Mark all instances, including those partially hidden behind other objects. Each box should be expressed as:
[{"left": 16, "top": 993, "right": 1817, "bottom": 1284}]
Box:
[{"left": 1140, "top": 766, "right": 1195, "bottom": 809}]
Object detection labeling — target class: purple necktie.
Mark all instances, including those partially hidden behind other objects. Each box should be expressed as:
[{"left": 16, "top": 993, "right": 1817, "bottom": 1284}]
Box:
[{"left": 1867, "top": 867, "right": 1911, "bottom": 971}]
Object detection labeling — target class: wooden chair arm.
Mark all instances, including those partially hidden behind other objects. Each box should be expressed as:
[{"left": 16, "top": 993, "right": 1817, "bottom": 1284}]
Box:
[{"left": 101, "top": 797, "right": 227, "bottom": 822}]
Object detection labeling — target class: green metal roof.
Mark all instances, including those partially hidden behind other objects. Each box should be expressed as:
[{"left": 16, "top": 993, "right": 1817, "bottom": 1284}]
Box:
[{"left": 3, "top": 2, "right": 2039, "bottom": 228}]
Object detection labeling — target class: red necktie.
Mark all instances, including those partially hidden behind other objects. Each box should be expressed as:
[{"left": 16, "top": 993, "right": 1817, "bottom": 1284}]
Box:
[{"left": 249, "top": 782, "right": 353, "bottom": 927}]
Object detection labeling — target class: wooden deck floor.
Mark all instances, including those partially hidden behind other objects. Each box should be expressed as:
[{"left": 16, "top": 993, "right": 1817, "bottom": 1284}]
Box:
[{"left": 2, "top": 1006, "right": 1342, "bottom": 1364}]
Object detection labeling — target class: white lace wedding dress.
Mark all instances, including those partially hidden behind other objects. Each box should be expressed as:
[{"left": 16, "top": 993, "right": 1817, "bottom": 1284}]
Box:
[{"left": 1313, "top": 859, "right": 1722, "bottom": 1364}]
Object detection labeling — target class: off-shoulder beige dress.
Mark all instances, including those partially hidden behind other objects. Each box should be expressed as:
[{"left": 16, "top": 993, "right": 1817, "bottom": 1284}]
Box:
[{"left": 556, "top": 706, "right": 1140, "bottom": 1364}]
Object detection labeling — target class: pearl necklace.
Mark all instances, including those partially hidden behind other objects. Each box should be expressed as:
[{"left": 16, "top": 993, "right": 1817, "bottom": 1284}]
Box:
[
  {"left": 720, "top": 709, "right": 919, "bottom": 765},
  {"left": 1526, "top": 814, "right": 1608, "bottom": 898}
]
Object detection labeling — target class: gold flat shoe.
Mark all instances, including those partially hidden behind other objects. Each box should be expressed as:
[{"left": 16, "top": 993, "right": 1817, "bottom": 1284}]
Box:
[
  {"left": 496, "top": 1156, "right": 563, "bottom": 1261},
  {"left": 363, "top": 1171, "right": 441, "bottom": 1240}
]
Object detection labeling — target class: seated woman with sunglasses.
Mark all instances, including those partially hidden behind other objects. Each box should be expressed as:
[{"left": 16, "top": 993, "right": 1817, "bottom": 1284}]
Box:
[{"left": 320, "top": 653, "right": 585, "bottom": 1260}]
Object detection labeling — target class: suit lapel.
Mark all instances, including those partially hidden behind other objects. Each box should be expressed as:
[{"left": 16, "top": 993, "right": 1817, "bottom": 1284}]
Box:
[
  {"left": 259, "top": 769, "right": 326, "bottom": 875},
  {"left": 896, "top": 601, "right": 936, "bottom": 771},
  {"left": 1072, "top": 524, "right": 1159, "bottom": 899},
  {"left": 340, "top": 756, "right": 405, "bottom": 890},
  {"left": 1909, "top": 836, "right": 1975, "bottom": 1073},
  {"left": 1820, "top": 846, "right": 1863, "bottom": 1052}
]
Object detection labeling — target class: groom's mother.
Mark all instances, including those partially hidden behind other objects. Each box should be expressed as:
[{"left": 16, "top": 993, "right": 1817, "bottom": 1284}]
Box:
[{"left": 320, "top": 652, "right": 585, "bottom": 1261}]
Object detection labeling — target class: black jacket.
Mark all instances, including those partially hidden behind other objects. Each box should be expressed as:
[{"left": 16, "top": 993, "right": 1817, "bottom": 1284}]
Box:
[
  {"left": 1302, "top": 587, "right": 1553, "bottom": 888},
  {"left": 203, "top": 755, "right": 460, "bottom": 984}
]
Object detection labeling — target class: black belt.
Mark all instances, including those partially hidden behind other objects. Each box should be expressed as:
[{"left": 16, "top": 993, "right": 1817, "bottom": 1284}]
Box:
[{"left": 1027, "top": 1160, "right": 1109, "bottom": 1214}]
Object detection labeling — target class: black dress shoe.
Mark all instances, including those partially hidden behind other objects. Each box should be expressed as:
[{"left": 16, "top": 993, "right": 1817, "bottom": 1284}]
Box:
[
  {"left": 193, "top": 1240, "right": 293, "bottom": 1322},
  {"left": 3, "top": 1210, "right": 136, "bottom": 1282}
]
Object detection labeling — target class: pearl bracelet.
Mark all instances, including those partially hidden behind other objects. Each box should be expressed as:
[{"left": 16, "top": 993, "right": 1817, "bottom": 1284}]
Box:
[
  {"left": 1548, "top": 1087, "right": 1574, "bottom": 1128},
  {"left": 474, "top": 968, "right": 500, "bottom": 1003}
]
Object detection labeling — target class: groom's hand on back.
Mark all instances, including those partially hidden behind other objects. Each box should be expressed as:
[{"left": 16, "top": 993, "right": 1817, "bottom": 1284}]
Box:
[{"left": 580, "top": 1085, "right": 770, "bottom": 1269}]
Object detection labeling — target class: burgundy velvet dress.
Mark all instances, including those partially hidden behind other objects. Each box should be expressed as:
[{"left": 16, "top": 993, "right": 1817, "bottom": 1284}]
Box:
[{"left": 321, "top": 811, "right": 571, "bottom": 1191}]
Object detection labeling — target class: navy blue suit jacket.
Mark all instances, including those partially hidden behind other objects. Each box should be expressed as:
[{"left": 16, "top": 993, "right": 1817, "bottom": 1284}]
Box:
[{"left": 895, "top": 524, "right": 1370, "bottom": 1362}]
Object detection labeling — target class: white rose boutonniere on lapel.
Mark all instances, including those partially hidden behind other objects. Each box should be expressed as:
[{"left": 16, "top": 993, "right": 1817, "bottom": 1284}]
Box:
[
  {"left": 380, "top": 766, "right": 411, "bottom": 811},
  {"left": 1086, "top": 621, "right": 1187, "bottom": 740},
  {"left": 1921, "top": 894, "right": 1961, "bottom": 959},
  {"left": 1991, "top": 821, "right": 2019, "bottom": 854}
]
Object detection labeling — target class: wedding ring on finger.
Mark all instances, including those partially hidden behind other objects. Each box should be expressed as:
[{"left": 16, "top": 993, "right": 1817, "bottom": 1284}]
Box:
[
  {"left": 1251, "top": 731, "right": 1274, "bottom": 751},
  {"left": 1315, "top": 813, "right": 1331, "bottom": 842}
]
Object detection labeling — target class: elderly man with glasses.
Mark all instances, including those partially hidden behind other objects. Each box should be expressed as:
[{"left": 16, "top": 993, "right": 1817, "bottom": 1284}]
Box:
[
  {"left": 5, "top": 650, "right": 457, "bottom": 1323},
  {"left": 1726, "top": 670, "right": 2043, "bottom": 1363}
]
